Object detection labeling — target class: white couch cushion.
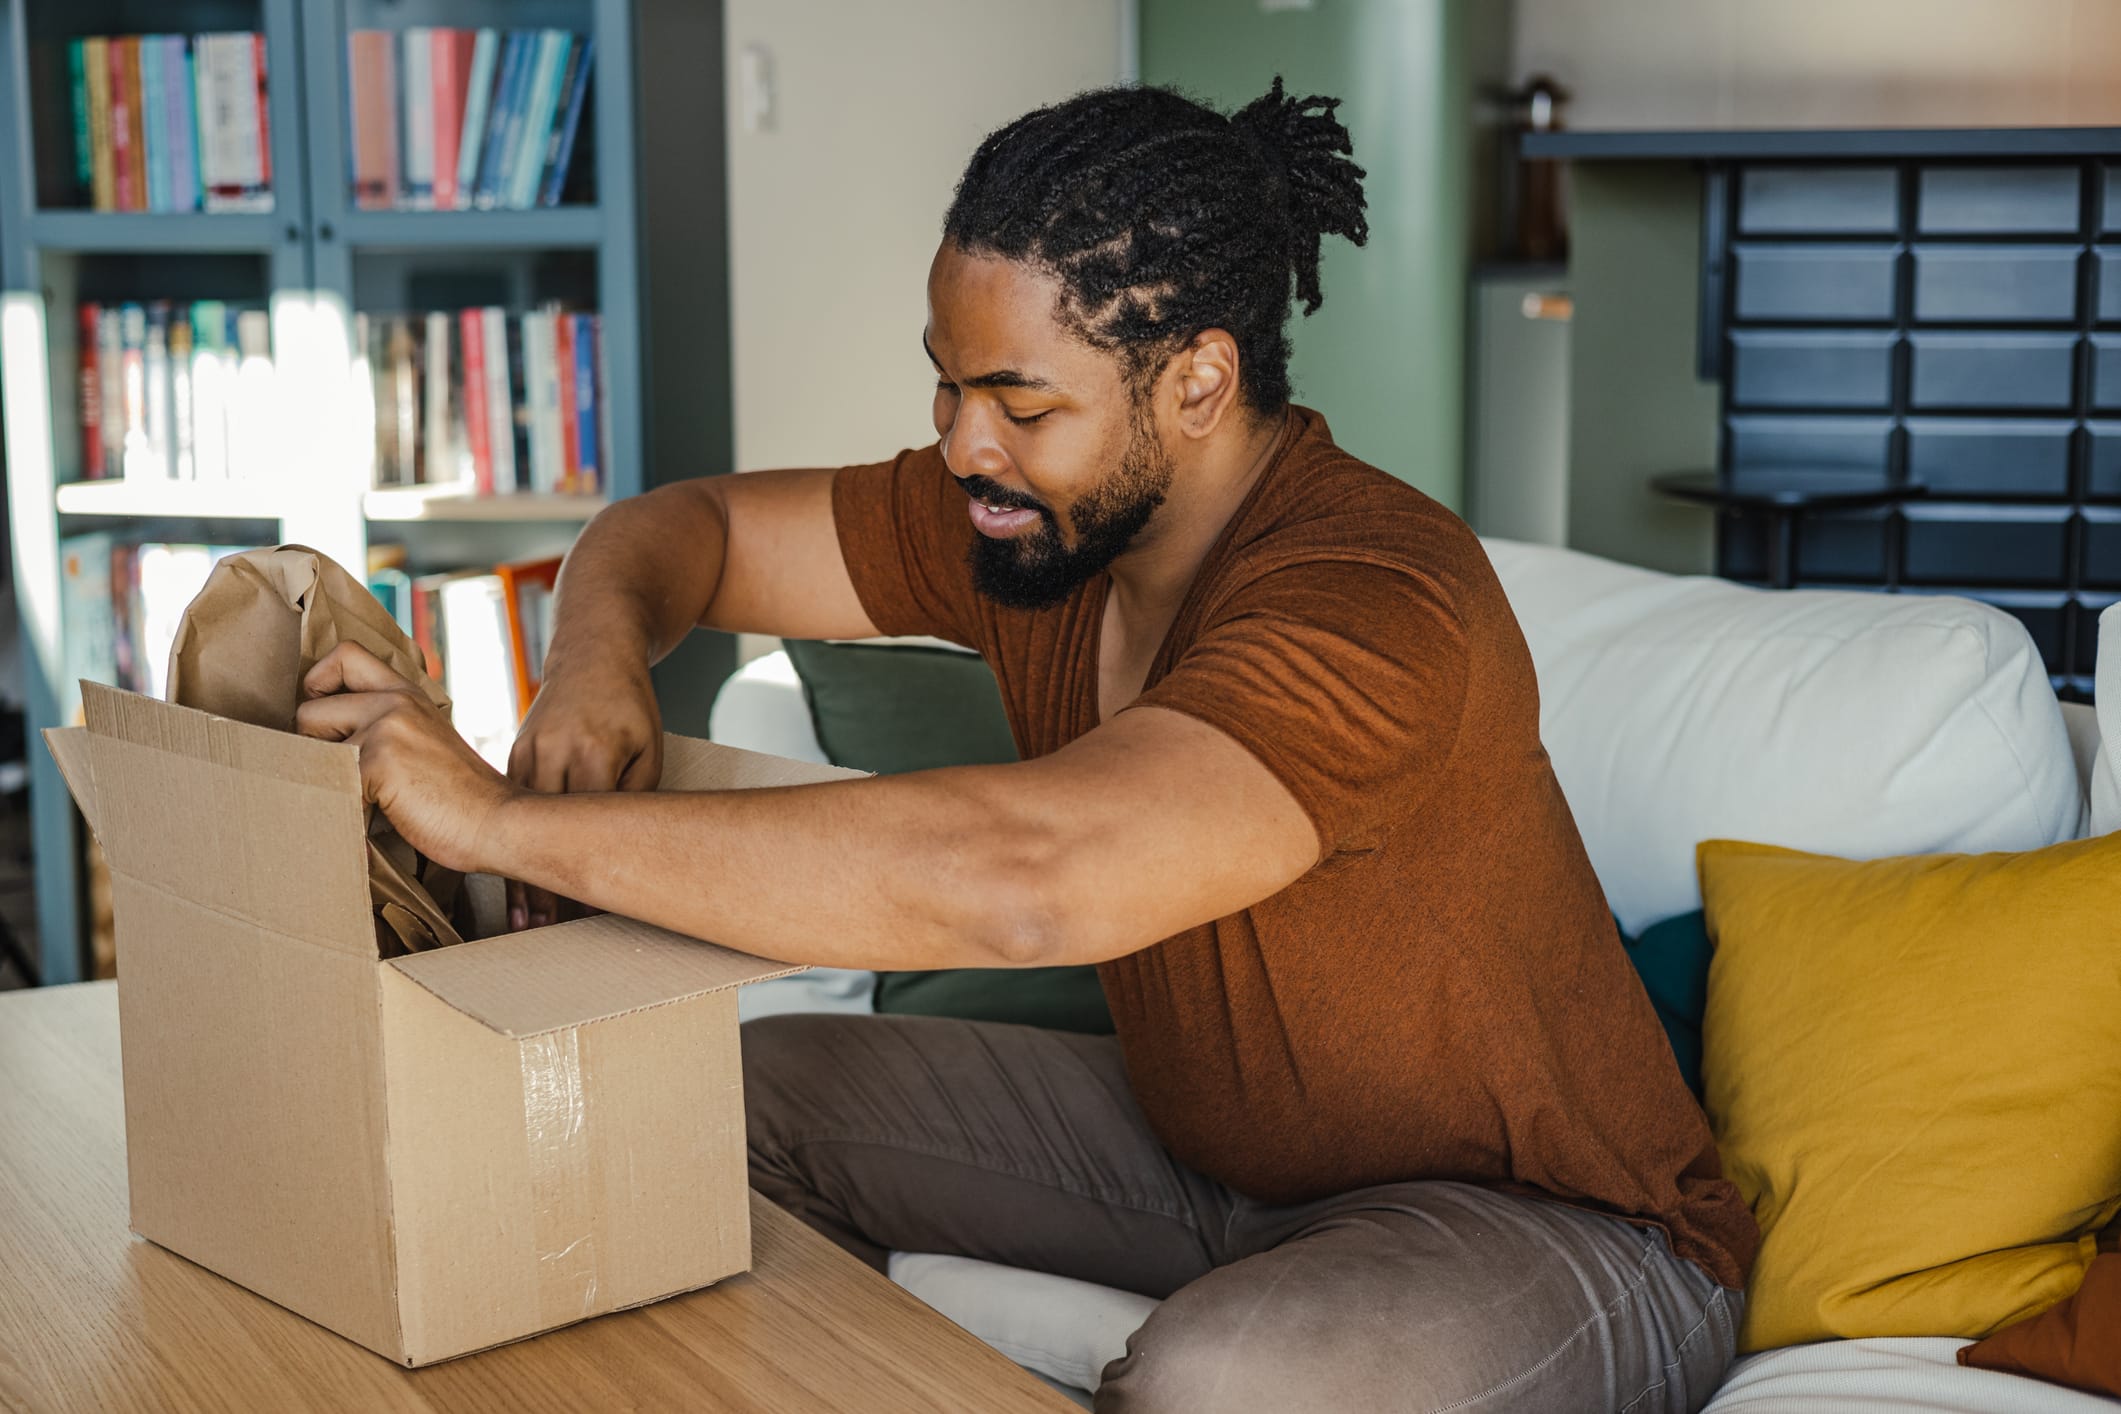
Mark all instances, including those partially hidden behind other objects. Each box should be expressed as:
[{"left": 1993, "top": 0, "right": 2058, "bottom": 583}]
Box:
[
  {"left": 1480, "top": 539, "right": 2084, "bottom": 933},
  {"left": 2093, "top": 603, "right": 2121, "bottom": 837},
  {"left": 1703, "top": 1337, "right": 2117, "bottom": 1413},
  {"left": 888, "top": 1252, "right": 1156, "bottom": 1395}
]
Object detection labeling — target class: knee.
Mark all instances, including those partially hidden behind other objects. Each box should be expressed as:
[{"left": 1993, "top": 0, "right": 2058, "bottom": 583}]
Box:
[{"left": 1096, "top": 1289, "right": 1298, "bottom": 1414}]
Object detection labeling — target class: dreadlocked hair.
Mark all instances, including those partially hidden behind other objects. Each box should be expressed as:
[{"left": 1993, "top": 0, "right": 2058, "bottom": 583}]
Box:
[{"left": 942, "top": 77, "right": 1368, "bottom": 414}]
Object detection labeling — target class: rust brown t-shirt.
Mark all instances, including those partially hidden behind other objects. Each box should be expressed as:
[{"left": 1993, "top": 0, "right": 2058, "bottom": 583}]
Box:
[{"left": 830, "top": 406, "right": 1758, "bottom": 1289}]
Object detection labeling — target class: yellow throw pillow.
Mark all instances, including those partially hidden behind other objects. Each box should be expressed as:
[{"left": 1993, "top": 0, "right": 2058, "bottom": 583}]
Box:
[{"left": 1699, "top": 834, "right": 2121, "bottom": 1353}]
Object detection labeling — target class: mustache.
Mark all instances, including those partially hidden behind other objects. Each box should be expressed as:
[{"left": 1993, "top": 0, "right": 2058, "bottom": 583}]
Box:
[{"left": 957, "top": 474, "right": 1050, "bottom": 517}]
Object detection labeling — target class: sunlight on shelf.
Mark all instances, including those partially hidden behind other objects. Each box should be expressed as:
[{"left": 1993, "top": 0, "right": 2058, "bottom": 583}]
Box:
[{"left": 2, "top": 294, "right": 60, "bottom": 690}]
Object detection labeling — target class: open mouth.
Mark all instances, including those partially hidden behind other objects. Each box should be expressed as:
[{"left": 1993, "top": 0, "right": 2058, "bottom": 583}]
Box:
[{"left": 963, "top": 487, "right": 1046, "bottom": 538}]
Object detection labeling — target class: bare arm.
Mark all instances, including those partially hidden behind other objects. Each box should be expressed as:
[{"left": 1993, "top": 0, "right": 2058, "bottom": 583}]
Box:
[
  {"left": 295, "top": 639, "right": 1321, "bottom": 971},
  {"left": 508, "top": 466, "right": 880, "bottom": 925}
]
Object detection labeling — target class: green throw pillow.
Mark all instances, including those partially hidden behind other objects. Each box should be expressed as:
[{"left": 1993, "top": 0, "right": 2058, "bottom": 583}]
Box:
[
  {"left": 1615, "top": 909, "right": 1710, "bottom": 1098},
  {"left": 779, "top": 639, "right": 1114, "bottom": 1034}
]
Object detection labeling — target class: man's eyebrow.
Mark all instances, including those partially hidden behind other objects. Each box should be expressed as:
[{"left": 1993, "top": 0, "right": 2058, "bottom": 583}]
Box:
[{"left": 923, "top": 332, "right": 1058, "bottom": 393}]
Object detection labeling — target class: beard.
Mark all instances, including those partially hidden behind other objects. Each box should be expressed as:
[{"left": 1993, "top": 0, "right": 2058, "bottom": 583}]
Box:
[{"left": 963, "top": 415, "right": 1175, "bottom": 612}]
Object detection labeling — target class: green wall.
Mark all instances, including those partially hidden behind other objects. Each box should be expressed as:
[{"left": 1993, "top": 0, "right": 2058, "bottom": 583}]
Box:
[
  {"left": 1141, "top": 0, "right": 1505, "bottom": 510},
  {"left": 1564, "top": 164, "right": 1719, "bottom": 574}
]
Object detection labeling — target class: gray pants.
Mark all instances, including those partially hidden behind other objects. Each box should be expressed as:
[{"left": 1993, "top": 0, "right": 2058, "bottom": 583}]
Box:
[{"left": 744, "top": 1014, "right": 1741, "bottom": 1414}]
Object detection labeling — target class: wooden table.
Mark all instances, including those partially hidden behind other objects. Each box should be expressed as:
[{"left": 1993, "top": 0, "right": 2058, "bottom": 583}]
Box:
[{"left": 0, "top": 982, "right": 1074, "bottom": 1413}]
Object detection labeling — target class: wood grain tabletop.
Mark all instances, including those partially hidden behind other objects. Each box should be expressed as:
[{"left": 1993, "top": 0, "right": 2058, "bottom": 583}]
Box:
[{"left": 0, "top": 981, "right": 1074, "bottom": 1413}]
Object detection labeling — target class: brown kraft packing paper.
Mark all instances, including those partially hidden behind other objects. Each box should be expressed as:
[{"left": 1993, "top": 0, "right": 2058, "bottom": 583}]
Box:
[{"left": 164, "top": 544, "right": 467, "bottom": 955}]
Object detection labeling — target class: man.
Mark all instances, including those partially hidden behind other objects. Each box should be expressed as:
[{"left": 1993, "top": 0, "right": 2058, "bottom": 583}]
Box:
[{"left": 299, "top": 81, "right": 1755, "bottom": 1412}]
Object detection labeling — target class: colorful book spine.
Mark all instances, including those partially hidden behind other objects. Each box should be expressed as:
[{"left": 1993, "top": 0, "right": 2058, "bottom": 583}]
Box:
[
  {"left": 401, "top": 28, "right": 435, "bottom": 209},
  {"left": 348, "top": 31, "right": 398, "bottom": 210},
  {"left": 122, "top": 39, "right": 148, "bottom": 209},
  {"left": 118, "top": 305, "right": 146, "bottom": 479},
  {"left": 167, "top": 37, "right": 200, "bottom": 213},
  {"left": 96, "top": 308, "right": 124, "bottom": 475},
  {"left": 84, "top": 37, "right": 114, "bottom": 210},
  {"left": 78, "top": 303, "right": 103, "bottom": 480},
  {"left": 139, "top": 36, "right": 168, "bottom": 211},
  {"left": 190, "top": 302, "right": 230, "bottom": 481},
  {"left": 142, "top": 302, "right": 173, "bottom": 480},
  {"left": 67, "top": 40, "right": 93, "bottom": 199},
  {"left": 455, "top": 30, "right": 500, "bottom": 210},
  {"left": 476, "top": 32, "right": 533, "bottom": 210},
  {"left": 431, "top": 29, "right": 463, "bottom": 211},
  {"left": 573, "top": 313, "right": 599, "bottom": 494},
  {"left": 250, "top": 34, "right": 273, "bottom": 194},
  {"left": 460, "top": 308, "right": 493, "bottom": 495},
  {"left": 169, "top": 315, "right": 195, "bottom": 479},
  {"left": 539, "top": 36, "right": 593, "bottom": 208},
  {"left": 108, "top": 38, "right": 137, "bottom": 211},
  {"left": 554, "top": 312, "right": 580, "bottom": 493},
  {"left": 482, "top": 307, "right": 517, "bottom": 492},
  {"left": 507, "top": 32, "right": 569, "bottom": 210}
]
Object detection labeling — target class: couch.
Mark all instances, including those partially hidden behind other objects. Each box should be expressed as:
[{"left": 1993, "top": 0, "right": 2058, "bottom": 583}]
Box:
[{"left": 711, "top": 537, "right": 2121, "bottom": 1412}]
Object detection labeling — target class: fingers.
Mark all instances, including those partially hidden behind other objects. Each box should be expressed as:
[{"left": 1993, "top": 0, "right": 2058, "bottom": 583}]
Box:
[
  {"left": 294, "top": 690, "right": 408, "bottom": 743},
  {"left": 304, "top": 640, "right": 417, "bottom": 700}
]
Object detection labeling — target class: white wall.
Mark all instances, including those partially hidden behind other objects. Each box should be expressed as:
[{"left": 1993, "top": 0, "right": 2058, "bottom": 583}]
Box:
[
  {"left": 1513, "top": 0, "right": 2121, "bottom": 130},
  {"left": 723, "top": 1, "right": 1127, "bottom": 473}
]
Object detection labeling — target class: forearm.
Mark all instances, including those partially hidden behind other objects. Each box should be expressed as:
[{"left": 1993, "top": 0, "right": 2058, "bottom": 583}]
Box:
[
  {"left": 477, "top": 768, "right": 1054, "bottom": 970},
  {"left": 547, "top": 481, "right": 729, "bottom": 672}
]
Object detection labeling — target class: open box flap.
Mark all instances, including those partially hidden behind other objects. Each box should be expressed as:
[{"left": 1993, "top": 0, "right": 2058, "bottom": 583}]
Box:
[
  {"left": 387, "top": 913, "right": 805, "bottom": 1037},
  {"left": 81, "top": 682, "right": 378, "bottom": 958},
  {"left": 658, "top": 732, "right": 870, "bottom": 791},
  {"left": 44, "top": 725, "right": 101, "bottom": 839}
]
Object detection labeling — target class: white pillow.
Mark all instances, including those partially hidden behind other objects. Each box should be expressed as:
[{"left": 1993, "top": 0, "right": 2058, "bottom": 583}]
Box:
[{"left": 1480, "top": 539, "right": 2083, "bottom": 934}]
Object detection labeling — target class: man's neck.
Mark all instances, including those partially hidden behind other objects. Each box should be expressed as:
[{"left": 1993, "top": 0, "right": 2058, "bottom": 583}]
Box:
[{"left": 1106, "top": 409, "right": 1287, "bottom": 626}]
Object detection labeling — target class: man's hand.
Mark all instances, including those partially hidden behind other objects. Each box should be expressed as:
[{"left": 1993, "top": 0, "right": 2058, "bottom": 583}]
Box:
[
  {"left": 505, "top": 646, "right": 663, "bottom": 929},
  {"left": 294, "top": 642, "right": 519, "bottom": 876}
]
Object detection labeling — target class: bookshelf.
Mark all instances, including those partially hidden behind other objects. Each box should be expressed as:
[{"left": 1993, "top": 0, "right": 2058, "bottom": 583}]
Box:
[{"left": 0, "top": 0, "right": 735, "bottom": 984}]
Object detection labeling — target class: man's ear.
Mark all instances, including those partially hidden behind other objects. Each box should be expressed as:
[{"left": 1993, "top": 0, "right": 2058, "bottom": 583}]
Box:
[{"left": 1168, "top": 329, "right": 1244, "bottom": 440}]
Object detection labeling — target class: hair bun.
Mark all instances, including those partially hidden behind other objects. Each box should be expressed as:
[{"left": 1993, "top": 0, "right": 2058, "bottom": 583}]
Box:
[{"left": 1230, "top": 77, "right": 1369, "bottom": 314}]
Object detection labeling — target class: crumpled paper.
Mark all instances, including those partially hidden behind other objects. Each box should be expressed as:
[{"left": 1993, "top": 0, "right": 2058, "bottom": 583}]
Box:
[{"left": 166, "top": 544, "right": 468, "bottom": 956}]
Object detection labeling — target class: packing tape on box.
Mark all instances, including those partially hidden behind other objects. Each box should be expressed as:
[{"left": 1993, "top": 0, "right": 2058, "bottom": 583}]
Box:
[{"left": 519, "top": 1028, "right": 601, "bottom": 1320}]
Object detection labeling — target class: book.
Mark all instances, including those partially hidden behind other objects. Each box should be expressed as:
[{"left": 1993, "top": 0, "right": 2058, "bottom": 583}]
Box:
[
  {"left": 507, "top": 32, "right": 570, "bottom": 210},
  {"left": 521, "top": 310, "right": 555, "bottom": 492},
  {"left": 60, "top": 533, "right": 118, "bottom": 723},
  {"left": 478, "top": 32, "right": 535, "bottom": 209},
  {"left": 166, "top": 37, "right": 201, "bottom": 213},
  {"left": 108, "top": 38, "right": 138, "bottom": 211},
  {"left": 229, "top": 310, "right": 274, "bottom": 479},
  {"left": 554, "top": 311, "right": 580, "bottom": 493},
  {"left": 67, "top": 40, "right": 92, "bottom": 199},
  {"left": 455, "top": 30, "right": 500, "bottom": 209},
  {"left": 409, "top": 572, "right": 450, "bottom": 682},
  {"left": 401, "top": 28, "right": 434, "bottom": 208},
  {"left": 77, "top": 303, "right": 103, "bottom": 480},
  {"left": 348, "top": 31, "right": 398, "bottom": 210},
  {"left": 97, "top": 307, "right": 124, "bottom": 476},
  {"left": 382, "top": 316, "right": 419, "bottom": 485},
  {"left": 84, "top": 37, "right": 114, "bottom": 210},
  {"left": 431, "top": 30, "right": 465, "bottom": 211},
  {"left": 140, "top": 35, "right": 168, "bottom": 211},
  {"left": 199, "top": 33, "right": 271, "bottom": 211},
  {"left": 460, "top": 308, "right": 493, "bottom": 494},
  {"left": 141, "top": 303, "right": 173, "bottom": 480},
  {"left": 539, "top": 36, "right": 594, "bottom": 208},
  {"left": 494, "top": 556, "right": 562, "bottom": 714},
  {"left": 438, "top": 573, "right": 520, "bottom": 767},
  {"left": 484, "top": 306, "right": 518, "bottom": 492},
  {"left": 422, "top": 309, "right": 457, "bottom": 484},
  {"left": 136, "top": 544, "right": 229, "bottom": 699},
  {"left": 118, "top": 304, "right": 148, "bottom": 478},
  {"left": 169, "top": 315, "right": 195, "bottom": 479},
  {"left": 572, "top": 313, "right": 599, "bottom": 494}
]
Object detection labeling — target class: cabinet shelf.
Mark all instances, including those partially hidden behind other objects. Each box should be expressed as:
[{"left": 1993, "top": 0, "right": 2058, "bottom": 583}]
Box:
[
  {"left": 54, "top": 479, "right": 291, "bottom": 520},
  {"left": 363, "top": 488, "right": 606, "bottom": 521},
  {"left": 28, "top": 211, "right": 287, "bottom": 253},
  {"left": 334, "top": 207, "right": 604, "bottom": 249}
]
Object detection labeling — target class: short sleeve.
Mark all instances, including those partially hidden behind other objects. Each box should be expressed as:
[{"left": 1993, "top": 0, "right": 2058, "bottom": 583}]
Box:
[
  {"left": 830, "top": 443, "right": 983, "bottom": 648},
  {"left": 1128, "top": 559, "right": 1471, "bottom": 855}
]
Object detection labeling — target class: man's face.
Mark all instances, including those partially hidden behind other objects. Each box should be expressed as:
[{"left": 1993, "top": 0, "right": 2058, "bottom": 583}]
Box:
[{"left": 924, "top": 241, "right": 1174, "bottom": 610}]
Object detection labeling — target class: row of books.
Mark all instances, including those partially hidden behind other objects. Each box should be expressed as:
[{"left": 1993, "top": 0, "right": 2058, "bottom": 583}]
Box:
[
  {"left": 59, "top": 536, "right": 253, "bottom": 719},
  {"left": 74, "top": 301, "right": 276, "bottom": 482},
  {"left": 65, "top": 34, "right": 273, "bottom": 213},
  {"left": 358, "top": 306, "right": 604, "bottom": 496},
  {"left": 348, "top": 29, "right": 593, "bottom": 212},
  {"left": 368, "top": 546, "right": 560, "bottom": 769},
  {"left": 60, "top": 536, "right": 562, "bottom": 773}
]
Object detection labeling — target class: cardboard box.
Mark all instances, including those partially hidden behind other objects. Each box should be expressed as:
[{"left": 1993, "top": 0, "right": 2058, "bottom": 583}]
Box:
[{"left": 45, "top": 681, "right": 860, "bottom": 1366}]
